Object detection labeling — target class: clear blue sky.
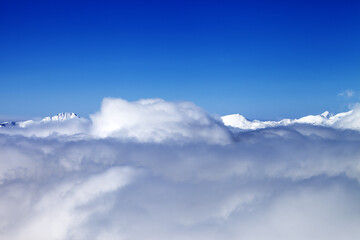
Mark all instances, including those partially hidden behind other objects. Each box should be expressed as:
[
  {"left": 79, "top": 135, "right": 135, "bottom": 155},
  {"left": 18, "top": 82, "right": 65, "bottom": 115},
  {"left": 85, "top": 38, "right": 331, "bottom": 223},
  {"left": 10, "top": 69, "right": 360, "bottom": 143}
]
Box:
[{"left": 1, "top": 0, "right": 359, "bottom": 120}]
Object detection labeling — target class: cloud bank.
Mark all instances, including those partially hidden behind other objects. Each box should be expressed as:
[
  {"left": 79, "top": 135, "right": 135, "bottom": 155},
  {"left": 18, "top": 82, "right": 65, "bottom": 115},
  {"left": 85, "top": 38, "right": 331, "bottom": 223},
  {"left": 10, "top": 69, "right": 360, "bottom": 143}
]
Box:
[{"left": 1, "top": 98, "right": 360, "bottom": 240}]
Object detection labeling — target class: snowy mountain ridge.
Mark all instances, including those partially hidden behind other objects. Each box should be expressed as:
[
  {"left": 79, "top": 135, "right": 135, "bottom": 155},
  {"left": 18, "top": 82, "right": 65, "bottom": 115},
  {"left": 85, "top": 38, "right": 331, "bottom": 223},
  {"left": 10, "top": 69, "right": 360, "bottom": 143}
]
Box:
[
  {"left": 41, "top": 112, "right": 78, "bottom": 122},
  {"left": 1, "top": 108, "right": 359, "bottom": 132},
  {"left": 0, "top": 112, "right": 79, "bottom": 128},
  {"left": 221, "top": 110, "right": 354, "bottom": 130}
]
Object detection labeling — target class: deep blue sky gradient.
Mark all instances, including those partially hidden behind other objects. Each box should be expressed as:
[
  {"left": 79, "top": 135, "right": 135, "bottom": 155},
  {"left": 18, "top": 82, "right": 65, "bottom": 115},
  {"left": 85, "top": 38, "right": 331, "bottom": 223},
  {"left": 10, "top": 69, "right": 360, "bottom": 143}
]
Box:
[{"left": 1, "top": 0, "right": 360, "bottom": 120}]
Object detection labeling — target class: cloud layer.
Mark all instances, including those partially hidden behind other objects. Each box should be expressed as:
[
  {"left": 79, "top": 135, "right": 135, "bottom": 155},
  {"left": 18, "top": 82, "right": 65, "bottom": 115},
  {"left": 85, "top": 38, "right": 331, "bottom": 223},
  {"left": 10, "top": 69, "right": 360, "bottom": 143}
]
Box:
[{"left": 1, "top": 98, "right": 360, "bottom": 240}]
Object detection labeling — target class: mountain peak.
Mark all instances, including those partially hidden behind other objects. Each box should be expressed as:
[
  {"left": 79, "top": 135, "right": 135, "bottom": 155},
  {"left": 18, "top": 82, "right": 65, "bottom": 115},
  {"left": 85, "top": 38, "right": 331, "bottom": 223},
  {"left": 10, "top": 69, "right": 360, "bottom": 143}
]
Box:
[
  {"left": 0, "top": 112, "right": 80, "bottom": 128},
  {"left": 41, "top": 112, "right": 79, "bottom": 122},
  {"left": 321, "top": 111, "right": 332, "bottom": 118}
]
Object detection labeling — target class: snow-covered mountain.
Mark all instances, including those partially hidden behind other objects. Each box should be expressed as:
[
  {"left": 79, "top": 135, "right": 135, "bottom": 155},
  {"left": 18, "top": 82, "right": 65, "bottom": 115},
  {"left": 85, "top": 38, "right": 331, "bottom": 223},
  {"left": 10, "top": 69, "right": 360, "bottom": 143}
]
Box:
[
  {"left": 0, "top": 113, "right": 79, "bottom": 128},
  {"left": 221, "top": 110, "right": 355, "bottom": 130},
  {"left": 41, "top": 112, "right": 78, "bottom": 122},
  {"left": 0, "top": 121, "right": 17, "bottom": 127},
  {"left": 1, "top": 108, "right": 359, "bottom": 133}
]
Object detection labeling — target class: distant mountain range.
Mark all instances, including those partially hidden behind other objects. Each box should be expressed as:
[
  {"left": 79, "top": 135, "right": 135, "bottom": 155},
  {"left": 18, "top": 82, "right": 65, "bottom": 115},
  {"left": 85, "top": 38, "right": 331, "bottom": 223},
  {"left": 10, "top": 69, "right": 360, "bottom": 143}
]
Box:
[
  {"left": 0, "top": 110, "right": 357, "bottom": 131},
  {"left": 221, "top": 110, "right": 354, "bottom": 130},
  {"left": 0, "top": 113, "right": 79, "bottom": 128}
]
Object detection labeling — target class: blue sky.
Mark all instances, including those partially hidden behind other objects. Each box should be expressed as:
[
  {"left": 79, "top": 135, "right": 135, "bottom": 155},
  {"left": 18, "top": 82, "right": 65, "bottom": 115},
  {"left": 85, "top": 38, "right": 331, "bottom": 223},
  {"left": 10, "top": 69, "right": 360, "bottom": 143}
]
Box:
[{"left": 1, "top": 0, "right": 359, "bottom": 120}]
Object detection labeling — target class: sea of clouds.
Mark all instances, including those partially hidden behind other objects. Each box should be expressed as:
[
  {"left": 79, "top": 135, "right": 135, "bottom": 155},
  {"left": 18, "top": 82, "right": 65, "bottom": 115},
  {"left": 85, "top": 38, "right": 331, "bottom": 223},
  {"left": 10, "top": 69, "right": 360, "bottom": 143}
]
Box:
[{"left": 1, "top": 98, "right": 360, "bottom": 240}]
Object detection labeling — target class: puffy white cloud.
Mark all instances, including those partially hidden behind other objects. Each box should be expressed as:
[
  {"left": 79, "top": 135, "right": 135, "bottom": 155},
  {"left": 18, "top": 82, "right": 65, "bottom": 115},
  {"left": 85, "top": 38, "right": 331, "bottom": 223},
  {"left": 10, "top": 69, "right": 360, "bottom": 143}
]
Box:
[
  {"left": 0, "top": 98, "right": 360, "bottom": 239},
  {"left": 90, "top": 98, "right": 231, "bottom": 144},
  {"left": 332, "top": 103, "right": 360, "bottom": 130}
]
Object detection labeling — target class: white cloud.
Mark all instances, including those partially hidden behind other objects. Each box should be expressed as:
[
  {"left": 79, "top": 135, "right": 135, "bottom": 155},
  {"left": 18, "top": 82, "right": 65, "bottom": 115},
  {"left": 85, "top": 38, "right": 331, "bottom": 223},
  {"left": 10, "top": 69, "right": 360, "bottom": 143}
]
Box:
[
  {"left": 4, "top": 167, "right": 136, "bottom": 240},
  {"left": 1, "top": 98, "right": 360, "bottom": 239},
  {"left": 338, "top": 89, "right": 355, "bottom": 98},
  {"left": 90, "top": 98, "right": 232, "bottom": 144}
]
